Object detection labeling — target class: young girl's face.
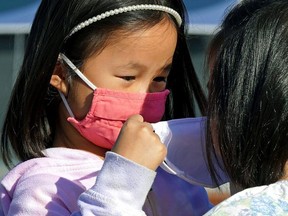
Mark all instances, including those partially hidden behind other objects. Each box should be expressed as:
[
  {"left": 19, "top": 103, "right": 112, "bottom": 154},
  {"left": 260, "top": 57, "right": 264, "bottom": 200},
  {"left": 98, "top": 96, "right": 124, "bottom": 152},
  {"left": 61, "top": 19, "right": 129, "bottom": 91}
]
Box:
[
  {"left": 68, "top": 19, "right": 178, "bottom": 120},
  {"left": 52, "top": 18, "right": 177, "bottom": 153}
]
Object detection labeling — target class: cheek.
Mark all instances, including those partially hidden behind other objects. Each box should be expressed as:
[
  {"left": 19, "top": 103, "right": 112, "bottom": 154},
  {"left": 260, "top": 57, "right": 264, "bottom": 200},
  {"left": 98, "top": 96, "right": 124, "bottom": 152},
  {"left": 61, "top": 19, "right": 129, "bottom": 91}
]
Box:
[{"left": 67, "top": 79, "right": 94, "bottom": 120}]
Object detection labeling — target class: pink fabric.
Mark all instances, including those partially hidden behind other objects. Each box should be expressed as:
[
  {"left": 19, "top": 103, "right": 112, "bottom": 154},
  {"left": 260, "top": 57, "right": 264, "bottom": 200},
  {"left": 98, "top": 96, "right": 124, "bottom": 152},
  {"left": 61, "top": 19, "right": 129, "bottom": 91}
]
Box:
[
  {"left": 0, "top": 148, "right": 213, "bottom": 216},
  {"left": 68, "top": 88, "right": 170, "bottom": 149},
  {"left": 0, "top": 148, "right": 103, "bottom": 215}
]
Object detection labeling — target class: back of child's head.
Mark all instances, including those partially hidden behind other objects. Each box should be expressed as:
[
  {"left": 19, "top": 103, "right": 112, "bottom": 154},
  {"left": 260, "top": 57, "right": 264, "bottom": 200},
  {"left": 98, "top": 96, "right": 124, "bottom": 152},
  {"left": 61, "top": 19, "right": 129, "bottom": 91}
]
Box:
[
  {"left": 207, "top": 0, "right": 278, "bottom": 71},
  {"left": 1, "top": 0, "right": 206, "bottom": 168},
  {"left": 207, "top": 0, "right": 288, "bottom": 189}
]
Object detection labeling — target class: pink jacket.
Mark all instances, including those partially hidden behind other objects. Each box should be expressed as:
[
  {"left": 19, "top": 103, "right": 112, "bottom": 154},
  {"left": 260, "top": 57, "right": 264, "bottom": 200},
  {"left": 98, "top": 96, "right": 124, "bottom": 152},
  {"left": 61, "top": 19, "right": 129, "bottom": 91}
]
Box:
[{"left": 0, "top": 148, "right": 212, "bottom": 215}]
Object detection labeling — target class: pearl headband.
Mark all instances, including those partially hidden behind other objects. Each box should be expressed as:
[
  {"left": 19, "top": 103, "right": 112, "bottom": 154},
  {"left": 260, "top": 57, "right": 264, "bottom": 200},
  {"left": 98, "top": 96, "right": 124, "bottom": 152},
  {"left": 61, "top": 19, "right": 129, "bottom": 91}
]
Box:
[{"left": 66, "top": 4, "right": 182, "bottom": 39}]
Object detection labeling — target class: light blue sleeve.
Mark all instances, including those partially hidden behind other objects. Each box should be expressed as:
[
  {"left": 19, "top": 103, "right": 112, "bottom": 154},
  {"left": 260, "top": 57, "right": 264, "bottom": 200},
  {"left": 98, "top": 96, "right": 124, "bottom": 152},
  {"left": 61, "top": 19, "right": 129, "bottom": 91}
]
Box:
[{"left": 74, "top": 151, "right": 156, "bottom": 216}]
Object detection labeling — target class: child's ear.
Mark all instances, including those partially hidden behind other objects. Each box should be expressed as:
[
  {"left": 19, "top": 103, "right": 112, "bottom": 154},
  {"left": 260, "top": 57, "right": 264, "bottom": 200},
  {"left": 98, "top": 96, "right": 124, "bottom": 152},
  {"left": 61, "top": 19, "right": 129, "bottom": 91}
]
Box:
[{"left": 50, "top": 61, "right": 69, "bottom": 96}]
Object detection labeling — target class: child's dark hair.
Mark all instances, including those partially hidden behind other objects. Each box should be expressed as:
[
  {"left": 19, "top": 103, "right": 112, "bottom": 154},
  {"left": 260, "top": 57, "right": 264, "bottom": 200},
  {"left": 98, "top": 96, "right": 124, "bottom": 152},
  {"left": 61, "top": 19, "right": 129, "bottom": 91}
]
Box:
[{"left": 207, "top": 0, "right": 288, "bottom": 189}]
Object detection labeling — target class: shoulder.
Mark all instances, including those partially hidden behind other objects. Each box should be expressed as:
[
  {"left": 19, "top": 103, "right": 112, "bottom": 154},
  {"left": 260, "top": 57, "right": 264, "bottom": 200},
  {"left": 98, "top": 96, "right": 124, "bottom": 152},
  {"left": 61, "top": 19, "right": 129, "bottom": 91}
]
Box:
[
  {"left": 204, "top": 181, "right": 288, "bottom": 215},
  {"left": 0, "top": 171, "right": 84, "bottom": 215},
  {"left": 0, "top": 148, "right": 104, "bottom": 215},
  {"left": 1, "top": 148, "right": 104, "bottom": 198}
]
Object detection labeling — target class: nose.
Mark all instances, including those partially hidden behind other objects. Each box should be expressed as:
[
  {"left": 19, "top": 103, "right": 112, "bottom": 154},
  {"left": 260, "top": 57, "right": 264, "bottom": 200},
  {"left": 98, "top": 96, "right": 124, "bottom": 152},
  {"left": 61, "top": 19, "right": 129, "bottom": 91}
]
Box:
[
  {"left": 137, "top": 84, "right": 152, "bottom": 93},
  {"left": 134, "top": 81, "right": 154, "bottom": 93}
]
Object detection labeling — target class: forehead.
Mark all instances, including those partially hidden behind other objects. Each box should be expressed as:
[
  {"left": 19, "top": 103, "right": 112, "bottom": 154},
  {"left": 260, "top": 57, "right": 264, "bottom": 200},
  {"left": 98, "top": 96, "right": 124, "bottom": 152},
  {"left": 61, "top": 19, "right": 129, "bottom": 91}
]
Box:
[
  {"left": 83, "top": 19, "right": 178, "bottom": 72},
  {"left": 98, "top": 19, "right": 178, "bottom": 56},
  {"left": 82, "top": 19, "right": 178, "bottom": 61}
]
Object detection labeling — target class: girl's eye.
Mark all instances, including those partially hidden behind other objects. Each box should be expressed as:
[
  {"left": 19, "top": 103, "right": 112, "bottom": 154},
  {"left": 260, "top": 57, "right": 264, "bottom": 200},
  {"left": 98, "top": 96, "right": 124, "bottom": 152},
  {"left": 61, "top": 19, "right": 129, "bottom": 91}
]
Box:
[
  {"left": 153, "top": 76, "right": 167, "bottom": 82},
  {"left": 121, "top": 76, "right": 135, "bottom": 81}
]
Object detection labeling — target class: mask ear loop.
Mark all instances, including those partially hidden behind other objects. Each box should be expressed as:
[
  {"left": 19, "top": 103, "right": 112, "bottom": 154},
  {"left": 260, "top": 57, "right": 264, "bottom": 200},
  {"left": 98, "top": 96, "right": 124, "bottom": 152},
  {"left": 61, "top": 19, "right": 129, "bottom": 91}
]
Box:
[
  {"left": 57, "top": 53, "right": 97, "bottom": 118},
  {"left": 58, "top": 90, "right": 75, "bottom": 118},
  {"left": 160, "top": 160, "right": 178, "bottom": 175},
  {"left": 161, "top": 157, "right": 215, "bottom": 187},
  {"left": 59, "top": 53, "right": 97, "bottom": 91}
]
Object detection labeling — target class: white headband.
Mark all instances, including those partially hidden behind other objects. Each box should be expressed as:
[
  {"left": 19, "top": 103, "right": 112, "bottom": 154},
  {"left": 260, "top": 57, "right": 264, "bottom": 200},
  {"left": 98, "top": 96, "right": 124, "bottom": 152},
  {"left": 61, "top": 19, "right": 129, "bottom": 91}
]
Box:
[{"left": 66, "top": 4, "right": 182, "bottom": 39}]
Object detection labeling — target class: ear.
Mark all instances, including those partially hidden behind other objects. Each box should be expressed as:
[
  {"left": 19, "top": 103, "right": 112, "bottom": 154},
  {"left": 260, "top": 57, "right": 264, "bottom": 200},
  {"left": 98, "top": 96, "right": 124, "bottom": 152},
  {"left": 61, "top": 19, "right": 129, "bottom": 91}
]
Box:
[{"left": 50, "top": 61, "right": 69, "bottom": 96}]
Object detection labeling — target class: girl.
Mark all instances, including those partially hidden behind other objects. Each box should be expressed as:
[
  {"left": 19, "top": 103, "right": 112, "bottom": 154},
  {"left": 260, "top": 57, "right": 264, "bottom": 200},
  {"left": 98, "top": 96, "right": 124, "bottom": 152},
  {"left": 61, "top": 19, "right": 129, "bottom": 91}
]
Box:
[
  {"left": 205, "top": 0, "right": 288, "bottom": 214},
  {"left": 0, "top": 0, "right": 212, "bottom": 215}
]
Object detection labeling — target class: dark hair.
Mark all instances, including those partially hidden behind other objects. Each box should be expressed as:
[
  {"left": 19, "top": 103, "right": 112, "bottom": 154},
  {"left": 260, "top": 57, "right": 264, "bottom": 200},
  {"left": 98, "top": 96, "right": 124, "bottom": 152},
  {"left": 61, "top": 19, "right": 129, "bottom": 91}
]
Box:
[
  {"left": 207, "top": 0, "right": 278, "bottom": 72},
  {"left": 207, "top": 0, "right": 288, "bottom": 189},
  {"left": 1, "top": 0, "right": 207, "bottom": 168}
]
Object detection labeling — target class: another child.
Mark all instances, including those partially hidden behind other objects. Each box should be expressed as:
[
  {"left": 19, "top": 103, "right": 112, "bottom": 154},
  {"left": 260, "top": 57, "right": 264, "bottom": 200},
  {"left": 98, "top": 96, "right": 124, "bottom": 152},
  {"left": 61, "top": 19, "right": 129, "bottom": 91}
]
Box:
[{"left": 205, "top": 0, "right": 288, "bottom": 214}]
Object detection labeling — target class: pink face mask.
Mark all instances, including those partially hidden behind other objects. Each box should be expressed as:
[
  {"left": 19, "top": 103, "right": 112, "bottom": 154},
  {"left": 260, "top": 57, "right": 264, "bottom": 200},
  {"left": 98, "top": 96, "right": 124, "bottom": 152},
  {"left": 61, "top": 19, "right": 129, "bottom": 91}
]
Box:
[{"left": 59, "top": 54, "right": 170, "bottom": 149}]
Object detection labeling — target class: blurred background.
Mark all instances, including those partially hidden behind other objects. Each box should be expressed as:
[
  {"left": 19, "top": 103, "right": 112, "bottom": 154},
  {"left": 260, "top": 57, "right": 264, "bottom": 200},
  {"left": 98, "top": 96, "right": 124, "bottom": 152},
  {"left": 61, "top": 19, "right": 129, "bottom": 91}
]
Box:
[{"left": 0, "top": 0, "right": 237, "bottom": 200}]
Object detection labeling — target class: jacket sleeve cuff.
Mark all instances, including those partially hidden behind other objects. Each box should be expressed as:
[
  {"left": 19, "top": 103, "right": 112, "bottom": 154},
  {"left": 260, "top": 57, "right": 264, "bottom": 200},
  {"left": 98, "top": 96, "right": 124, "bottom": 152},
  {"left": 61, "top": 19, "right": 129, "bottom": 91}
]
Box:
[{"left": 77, "top": 151, "right": 156, "bottom": 215}]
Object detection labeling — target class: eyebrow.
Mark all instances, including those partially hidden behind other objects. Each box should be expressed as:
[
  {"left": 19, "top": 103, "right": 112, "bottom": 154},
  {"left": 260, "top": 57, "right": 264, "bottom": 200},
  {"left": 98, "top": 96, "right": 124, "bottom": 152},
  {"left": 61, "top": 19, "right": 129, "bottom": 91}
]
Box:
[{"left": 121, "top": 61, "right": 173, "bottom": 73}]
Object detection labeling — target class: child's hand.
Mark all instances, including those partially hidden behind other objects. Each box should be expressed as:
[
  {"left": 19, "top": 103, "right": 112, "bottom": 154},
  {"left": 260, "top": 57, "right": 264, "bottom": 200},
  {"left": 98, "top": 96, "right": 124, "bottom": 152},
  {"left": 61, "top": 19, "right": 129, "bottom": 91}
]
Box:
[{"left": 112, "top": 114, "right": 167, "bottom": 171}]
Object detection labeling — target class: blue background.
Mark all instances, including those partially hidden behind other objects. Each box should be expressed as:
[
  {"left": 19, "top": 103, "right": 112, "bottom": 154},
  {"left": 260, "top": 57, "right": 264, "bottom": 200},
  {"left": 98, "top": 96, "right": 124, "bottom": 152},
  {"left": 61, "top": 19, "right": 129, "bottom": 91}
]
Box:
[{"left": 0, "top": 0, "right": 237, "bottom": 26}]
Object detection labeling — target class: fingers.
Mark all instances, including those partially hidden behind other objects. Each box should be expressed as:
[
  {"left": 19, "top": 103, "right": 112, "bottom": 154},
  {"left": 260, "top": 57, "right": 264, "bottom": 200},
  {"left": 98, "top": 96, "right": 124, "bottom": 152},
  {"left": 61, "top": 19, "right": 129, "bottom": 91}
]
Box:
[
  {"left": 124, "top": 114, "right": 155, "bottom": 133},
  {"left": 112, "top": 114, "right": 167, "bottom": 171},
  {"left": 126, "top": 114, "right": 144, "bottom": 122}
]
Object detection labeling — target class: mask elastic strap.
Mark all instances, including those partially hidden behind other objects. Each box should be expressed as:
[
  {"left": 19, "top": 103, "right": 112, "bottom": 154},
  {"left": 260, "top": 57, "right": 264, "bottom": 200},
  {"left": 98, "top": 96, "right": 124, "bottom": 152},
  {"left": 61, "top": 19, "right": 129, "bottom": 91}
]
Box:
[
  {"left": 59, "top": 53, "right": 97, "bottom": 91},
  {"left": 57, "top": 53, "right": 97, "bottom": 118},
  {"left": 160, "top": 161, "right": 177, "bottom": 175},
  {"left": 161, "top": 160, "right": 206, "bottom": 186},
  {"left": 58, "top": 90, "right": 75, "bottom": 118}
]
